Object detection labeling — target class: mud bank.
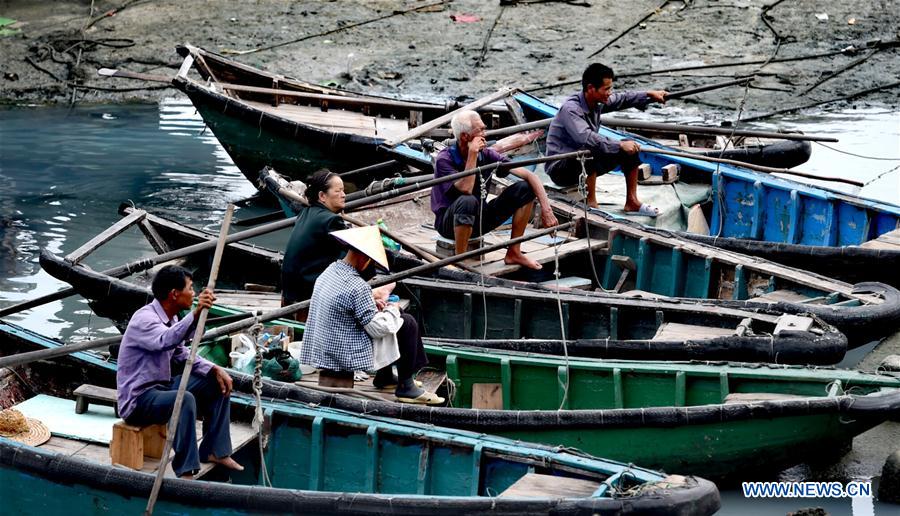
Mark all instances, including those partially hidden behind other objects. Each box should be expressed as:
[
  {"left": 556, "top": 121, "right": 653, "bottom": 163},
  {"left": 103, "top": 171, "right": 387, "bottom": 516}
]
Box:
[{"left": 1, "top": 0, "right": 898, "bottom": 119}]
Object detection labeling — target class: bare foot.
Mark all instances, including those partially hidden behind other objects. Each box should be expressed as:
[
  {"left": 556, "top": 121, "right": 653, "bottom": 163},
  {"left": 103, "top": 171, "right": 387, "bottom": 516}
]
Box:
[
  {"left": 207, "top": 455, "right": 244, "bottom": 471},
  {"left": 179, "top": 473, "right": 193, "bottom": 480},
  {"left": 586, "top": 199, "right": 599, "bottom": 209},
  {"left": 504, "top": 250, "right": 542, "bottom": 270}
]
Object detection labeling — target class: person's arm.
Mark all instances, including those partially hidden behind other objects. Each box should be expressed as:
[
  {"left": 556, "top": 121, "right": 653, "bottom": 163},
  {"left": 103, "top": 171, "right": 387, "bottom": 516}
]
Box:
[
  {"left": 558, "top": 104, "right": 622, "bottom": 154},
  {"left": 508, "top": 167, "right": 559, "bottom": 227},
  {"left": 168, "top": 287, "right": 217, "bottom": 378},
  {"left": 604, "top": 90, "right": 667, "bottom": 112},
  {"left": 453, "top": 136, "right": 487, "bottom": 194}
]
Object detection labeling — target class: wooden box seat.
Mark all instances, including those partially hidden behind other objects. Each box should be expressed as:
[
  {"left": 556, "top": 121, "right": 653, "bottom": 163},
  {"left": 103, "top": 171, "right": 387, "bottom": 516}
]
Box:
[{"left": 110, "top": 421, "right": 167, "bottom": 470}]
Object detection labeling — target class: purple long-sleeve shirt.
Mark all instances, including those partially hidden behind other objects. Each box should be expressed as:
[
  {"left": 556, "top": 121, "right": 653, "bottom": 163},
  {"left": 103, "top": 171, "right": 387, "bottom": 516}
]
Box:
[
  {"left": 545, "top": 91, "right": 650, "bottom": 173},
  {"left": 116, "top": 299, "right": 214, "bottom": 419}
]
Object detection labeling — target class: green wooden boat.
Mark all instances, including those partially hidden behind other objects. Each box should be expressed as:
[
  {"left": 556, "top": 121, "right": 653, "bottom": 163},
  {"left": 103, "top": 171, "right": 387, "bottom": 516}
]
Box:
[
  {"left": 241, "top": 344, "right": 900, "bottom": 480},
  {"left": 0, "top": 321, "right": 720, "bottom": 515}
]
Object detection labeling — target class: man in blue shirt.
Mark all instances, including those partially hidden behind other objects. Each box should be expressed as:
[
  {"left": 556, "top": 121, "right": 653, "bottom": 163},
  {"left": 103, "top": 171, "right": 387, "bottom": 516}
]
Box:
[
  {"left": 431, "top": 110, "right": 558, "bottom": 270},
  {"left": 546, "top": 63, "right": 667, "bottom": 216}
]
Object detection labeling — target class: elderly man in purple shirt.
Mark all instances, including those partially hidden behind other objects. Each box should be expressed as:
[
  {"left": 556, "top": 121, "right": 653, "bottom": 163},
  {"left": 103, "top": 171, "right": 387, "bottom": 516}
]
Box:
[
  {"left": 117, "top": 265, "right": 242, "bottom": 478},
  {"left": 546, "top": 63, "right": 667, "bottom": 215},
  {"left": 431, "top": 110, "right": 558, "bottom": 270}
]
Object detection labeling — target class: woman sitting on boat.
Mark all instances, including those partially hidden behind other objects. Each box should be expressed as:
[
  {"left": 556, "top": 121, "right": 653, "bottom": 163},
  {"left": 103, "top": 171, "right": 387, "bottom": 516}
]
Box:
[
  {"left": 281, "top": 169, "right": 392, "bottom": 321},
  {"left": 300, "top": 226, "right": 444, "bottom": 405}
]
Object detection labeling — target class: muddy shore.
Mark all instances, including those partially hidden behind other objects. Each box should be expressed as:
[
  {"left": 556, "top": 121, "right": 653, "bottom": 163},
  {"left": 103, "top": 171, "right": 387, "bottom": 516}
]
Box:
[{"left": 1, "top": 0, "right": 898, "bottom": 119}]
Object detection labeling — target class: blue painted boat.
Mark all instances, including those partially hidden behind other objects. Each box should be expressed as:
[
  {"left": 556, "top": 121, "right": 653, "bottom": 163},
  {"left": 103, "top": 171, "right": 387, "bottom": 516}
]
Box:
[
  {"left": 0, "top": 321, "right": 720, "bottom": 515},
  {"left": 386, "top": 92, "right": 900, "bottom": 285}
]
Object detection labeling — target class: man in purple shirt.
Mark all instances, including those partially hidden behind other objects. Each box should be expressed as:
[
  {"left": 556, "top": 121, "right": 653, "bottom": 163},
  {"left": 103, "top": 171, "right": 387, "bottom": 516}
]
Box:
[
  {"left": 117, "top": 265, "right": 242, "bottom": 478},
  {"left": 431, "top": 110, "right": 558, "bottom": 270},
  {"left": 546, "top": 63, "right": 667, "bottom": 215}
]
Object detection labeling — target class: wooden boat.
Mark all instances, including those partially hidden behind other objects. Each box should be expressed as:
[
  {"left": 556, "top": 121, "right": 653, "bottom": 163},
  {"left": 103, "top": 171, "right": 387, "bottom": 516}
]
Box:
[
  {"left": 0, "top": 321, "right": 720, "bottom": 515},
  {"left": 243, "top": 344, "right": 900, "bottom": 480},
  {"left": 382, "top": 94, "right": 900, "bottom": 282},
  {"left": 257, "top": 171, "right": 900, "bottom": 346},
  {"left": 172, "top": 44, "right": 814, "bottom": 184},
  {"left": 39, "top": 204, "right": 900, "bottom": 347}
]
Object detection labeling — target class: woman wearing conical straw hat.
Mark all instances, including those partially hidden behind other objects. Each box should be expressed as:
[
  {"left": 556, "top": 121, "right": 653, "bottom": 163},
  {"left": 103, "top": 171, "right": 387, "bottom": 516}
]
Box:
[{"left": 300, "top": 225, "right": 444, "bottom": 404}]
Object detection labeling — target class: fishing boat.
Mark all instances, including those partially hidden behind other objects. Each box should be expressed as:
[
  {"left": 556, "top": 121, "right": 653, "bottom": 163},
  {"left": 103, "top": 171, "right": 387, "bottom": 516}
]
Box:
[
  {"left": 243, "top": 345, "right": 900, "bottom": 480},
  {"left": 0, "top": 321, "right": 720, "bottom": 515},
  {"left": 171, "top": 44, "right": 814, "bottom": 183},
  {"left": 39, "top": 203, "right": 900, "bottom": 347},
  {"left": 257, "top": 171, "right": 900, "bottom": 345}
]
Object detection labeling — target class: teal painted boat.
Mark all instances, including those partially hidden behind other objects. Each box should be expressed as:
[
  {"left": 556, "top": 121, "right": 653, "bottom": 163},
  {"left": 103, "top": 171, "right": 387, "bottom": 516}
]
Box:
[
  {"left": 38, "top": 203, "right": 900, "bottom": 347},
  {"left": 0, "top": 321, "right": 720, "bottom": 515},
  {"left": 242, "top": 343, "right": 900, "bottom": 480}
]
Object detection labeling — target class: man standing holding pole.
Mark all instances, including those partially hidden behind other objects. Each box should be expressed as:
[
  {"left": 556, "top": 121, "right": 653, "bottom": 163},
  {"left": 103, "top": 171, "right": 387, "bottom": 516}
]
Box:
[{"left": 546, "top": 63, "right": 667, "bottom": 215}]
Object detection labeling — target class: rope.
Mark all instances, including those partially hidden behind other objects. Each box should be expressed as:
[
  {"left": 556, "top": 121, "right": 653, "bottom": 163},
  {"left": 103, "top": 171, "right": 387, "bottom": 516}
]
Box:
[
  {"left": 552, "top": 228, "right": 571, "bottom": 410},
  {"left": 250, "top": 323, "right": 272, "bottom": 487},
  {"left": 863, "top": 164, "right": 900, "bottom": 187},
  {"left": 813, "top": 142, "right": 900, "bottom": 161},
  {"left": 713, "top": 80, "right": 753, "bottom": 237},
  {"left": 577, "top": 155, "right": 607, "bottom": 291},
  {"left": 478, "top": 169, "right": 489, "bottom": 340}
]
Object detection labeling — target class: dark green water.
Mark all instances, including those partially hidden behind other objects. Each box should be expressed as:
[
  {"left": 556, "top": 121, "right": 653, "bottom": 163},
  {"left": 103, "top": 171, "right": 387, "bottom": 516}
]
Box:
[{"left": 0, "top": 99, "right": 897, "bottom": 514}]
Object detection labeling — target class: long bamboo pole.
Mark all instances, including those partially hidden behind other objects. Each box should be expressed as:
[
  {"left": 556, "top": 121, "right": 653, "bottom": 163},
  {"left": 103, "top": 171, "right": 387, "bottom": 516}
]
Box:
[
  {"left": 144, "top": 204, "right": 234, "bottom": 515},
  {"left": 639, "top": 147, "right": 864, "bottom": 187},
  {"left": 3, "top": 220, "right": 577, "bottom": 368},
  {"left": 2, "top": 153, "right": 582, "bottom": 319}
]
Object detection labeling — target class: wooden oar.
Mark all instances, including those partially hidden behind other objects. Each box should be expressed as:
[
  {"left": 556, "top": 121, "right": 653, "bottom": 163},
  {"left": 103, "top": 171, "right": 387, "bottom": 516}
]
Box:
[
  {"left": 144, "top": 204, "right": 233, "bottom": 515},
  {"left": 1, "top": 220, "right": 578, "bottom": 368},
  {"left": 98, "top": 68, "right": 172, "bottom": 84},
  {"left": 639, "top": 147, "right": 864, "bottom": 187}
]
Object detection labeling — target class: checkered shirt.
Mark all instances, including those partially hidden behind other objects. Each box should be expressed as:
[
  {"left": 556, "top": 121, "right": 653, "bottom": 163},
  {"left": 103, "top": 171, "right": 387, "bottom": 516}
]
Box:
[{"left": 300, "top": 260, "right": 377, "bottom": 371}]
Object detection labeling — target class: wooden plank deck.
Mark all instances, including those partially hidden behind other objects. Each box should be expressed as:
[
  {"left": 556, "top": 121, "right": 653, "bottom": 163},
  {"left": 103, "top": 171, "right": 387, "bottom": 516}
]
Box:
[
  {"left": 861, "top": 228, "right": 900, "bottom": 250},
  {"left": 295, "top": 369, "right": 446, "bottom": 404},
  {"left": 244, "top": 100, "right": 409, "bottom": 140},
  {"left": 43, "top": 421, "right": 257, "bottom": 479}
]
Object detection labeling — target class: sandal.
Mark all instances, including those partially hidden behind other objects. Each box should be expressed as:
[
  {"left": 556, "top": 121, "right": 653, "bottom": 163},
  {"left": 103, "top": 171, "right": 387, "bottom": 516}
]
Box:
[{"left": 396, "top": 390, "right": 445, "bottom": 405}]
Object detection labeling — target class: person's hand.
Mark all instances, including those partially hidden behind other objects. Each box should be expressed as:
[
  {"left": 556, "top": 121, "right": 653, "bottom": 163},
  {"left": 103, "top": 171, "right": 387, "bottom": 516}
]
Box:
[
  {"left": 212, "top": 365, "right": 233, "bottom": 396},
  {"left": 468, "top": 135, "right": 487, "bottom": 158},
  {"left": 372, "top": 283, "right": 395, "bottom": 310},
  {"left": 620, "top": 140, "right": 641, "bottom": 154},
  {"left": 375, "top": 298, "right": 387, "bottom": 310},
  {"left": 541, "top": 206, "right": 559, "bottom": 228},
  {"left": 648, "top": 90, "right": 668, "bottom": 104},
  {"left": 193, "top": 288, "right": 216, "bottom": 317}
]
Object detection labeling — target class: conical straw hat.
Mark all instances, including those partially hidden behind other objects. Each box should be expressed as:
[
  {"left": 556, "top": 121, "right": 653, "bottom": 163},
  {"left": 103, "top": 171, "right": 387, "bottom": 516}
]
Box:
[
  {"left": 0, "top": 408, "right": 50, "bottom": 447},
  {"left": 330, "top": 225, "right": 390, "bottom": 270}
]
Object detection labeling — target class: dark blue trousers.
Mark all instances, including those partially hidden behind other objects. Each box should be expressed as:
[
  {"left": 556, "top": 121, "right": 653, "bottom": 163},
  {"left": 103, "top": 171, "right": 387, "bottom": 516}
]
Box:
[{"left": 125, "top": 372, "right": 232, "bottom": 477}]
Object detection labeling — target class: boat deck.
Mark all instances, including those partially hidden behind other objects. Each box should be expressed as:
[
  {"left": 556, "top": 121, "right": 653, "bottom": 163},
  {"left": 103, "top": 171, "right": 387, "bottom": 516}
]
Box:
[
  {"left": 15, "top": 394, "right": 257, "bottom": 479},
  {"left": 244, "top": 99, "right": 409, "bottom": 140},
  {"left": 860, "top": 228, "right": 900, "bottom": 250},
  {"left": 294, "top": 369, "right": 447, "bottom": 403}
]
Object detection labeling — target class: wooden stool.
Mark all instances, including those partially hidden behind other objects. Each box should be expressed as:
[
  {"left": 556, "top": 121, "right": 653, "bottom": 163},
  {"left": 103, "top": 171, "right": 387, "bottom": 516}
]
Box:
[
  {"left": 74, "top": 384, "right": 119, "bottom": 417},
  {"left": 318, "top": 369, "right": 354, "bottom": 389},
  {"left": 110, "top": 421, "right": 167, "bottom": 470},
  {"left": 434, "top": 235, "right": 483, "bottom": 258}
]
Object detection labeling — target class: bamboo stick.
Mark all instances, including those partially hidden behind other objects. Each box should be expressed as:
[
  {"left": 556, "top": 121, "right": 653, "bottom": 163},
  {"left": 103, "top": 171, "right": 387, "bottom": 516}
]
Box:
[{"left": 145, "top": 204, "right": 234, "bottom": 515}]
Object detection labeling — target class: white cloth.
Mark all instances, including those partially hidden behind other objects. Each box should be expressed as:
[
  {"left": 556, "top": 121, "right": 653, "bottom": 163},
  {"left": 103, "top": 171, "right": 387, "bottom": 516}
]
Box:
[{"left": 364, "top": 305, "right": 404, "bottom": 370}]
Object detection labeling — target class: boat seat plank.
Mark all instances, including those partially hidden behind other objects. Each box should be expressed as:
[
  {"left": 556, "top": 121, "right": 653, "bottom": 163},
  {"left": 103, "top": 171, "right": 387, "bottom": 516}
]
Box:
[
  {"left": 652, "top": 323, "right": 735, "bottom": 341},
  {"left": 749, "top": 289, "right": 810, "bottom": 303},
  {"left": 498, "top": 472, "right": 601, "bottom": 499},
  {"left": 861, "top": 229, "right": 900, "bottom": 250},
  {"left": 474, "top": 238, "right": 608, "bottom": 276}
]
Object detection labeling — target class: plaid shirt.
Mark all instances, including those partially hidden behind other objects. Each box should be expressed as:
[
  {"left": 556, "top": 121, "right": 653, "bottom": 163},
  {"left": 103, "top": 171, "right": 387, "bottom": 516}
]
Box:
[{"left": 301, "top": 260, "right": 377, "bottom": 371}]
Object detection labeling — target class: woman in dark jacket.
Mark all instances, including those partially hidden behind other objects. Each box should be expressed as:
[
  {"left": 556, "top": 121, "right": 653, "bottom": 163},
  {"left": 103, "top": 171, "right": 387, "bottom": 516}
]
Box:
[{"left": 281, "top": 170, "right": 348, "bottom": 320}]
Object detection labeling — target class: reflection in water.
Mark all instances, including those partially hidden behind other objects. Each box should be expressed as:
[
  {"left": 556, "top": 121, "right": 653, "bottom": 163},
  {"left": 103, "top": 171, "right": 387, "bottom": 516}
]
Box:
[{"left": 0, "top": 98, "right": 257, "bottom": 339}]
